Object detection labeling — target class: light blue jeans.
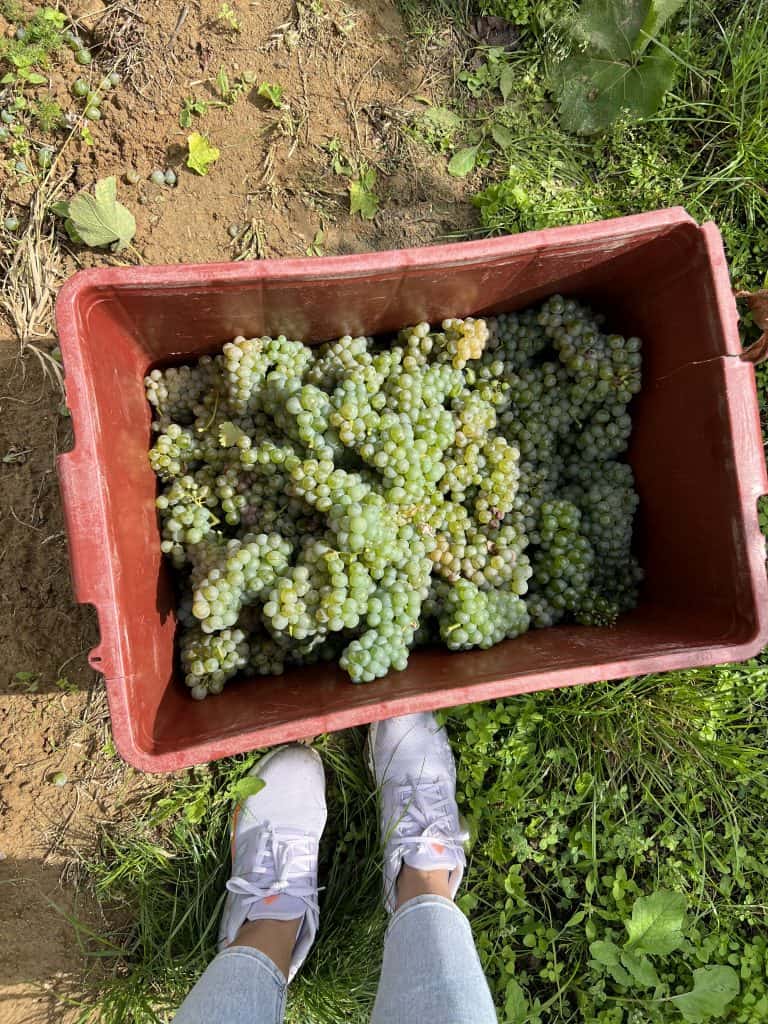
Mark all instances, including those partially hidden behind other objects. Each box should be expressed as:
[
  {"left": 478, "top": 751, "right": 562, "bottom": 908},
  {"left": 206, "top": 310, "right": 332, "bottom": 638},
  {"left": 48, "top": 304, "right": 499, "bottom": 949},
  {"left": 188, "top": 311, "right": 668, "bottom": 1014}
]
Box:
[{"left": 174, "top": 894, "right": 497, "bottom": 1023}]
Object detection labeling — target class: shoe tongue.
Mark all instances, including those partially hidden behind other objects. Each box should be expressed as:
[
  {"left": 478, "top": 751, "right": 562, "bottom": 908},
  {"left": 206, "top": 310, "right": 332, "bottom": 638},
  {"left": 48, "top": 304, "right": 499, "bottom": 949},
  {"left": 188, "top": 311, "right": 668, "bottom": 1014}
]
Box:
[
  {"left": 402, "top": 840, "right": 461, "bottom": 874},
  {"left": 247, "top": 893, "right": 306, "bottom": 924}
]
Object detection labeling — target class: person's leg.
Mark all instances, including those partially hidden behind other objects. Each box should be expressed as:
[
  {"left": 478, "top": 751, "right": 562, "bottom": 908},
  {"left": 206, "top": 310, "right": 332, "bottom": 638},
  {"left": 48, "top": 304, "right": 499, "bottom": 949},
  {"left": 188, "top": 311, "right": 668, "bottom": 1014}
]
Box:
[
  {"left": 368, "top": 713, "right": 497, "bottom": 1024},
  {"left": 172, "top": 943, "right": 287, "bottom": 1024},
  {"left": 173, "top": 745, "right": 327, "bottom": 1023}
]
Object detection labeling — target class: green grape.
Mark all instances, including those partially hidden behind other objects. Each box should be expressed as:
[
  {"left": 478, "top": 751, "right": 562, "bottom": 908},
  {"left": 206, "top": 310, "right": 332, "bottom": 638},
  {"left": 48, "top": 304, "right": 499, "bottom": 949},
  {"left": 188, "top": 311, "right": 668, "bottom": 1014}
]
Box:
[{"left": 146, "top": 296, "right": 642, "bottom": 696}]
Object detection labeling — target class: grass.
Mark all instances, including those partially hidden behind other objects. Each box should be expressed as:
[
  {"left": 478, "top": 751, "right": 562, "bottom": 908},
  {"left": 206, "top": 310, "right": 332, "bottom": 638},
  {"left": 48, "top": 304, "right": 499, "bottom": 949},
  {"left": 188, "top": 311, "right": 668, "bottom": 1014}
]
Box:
[
  {"left": 464, "top": 1, "right": 768, "bottom": 286},
  {"left": 71, "top": 658, "right": 768, "bottom": 1023}
]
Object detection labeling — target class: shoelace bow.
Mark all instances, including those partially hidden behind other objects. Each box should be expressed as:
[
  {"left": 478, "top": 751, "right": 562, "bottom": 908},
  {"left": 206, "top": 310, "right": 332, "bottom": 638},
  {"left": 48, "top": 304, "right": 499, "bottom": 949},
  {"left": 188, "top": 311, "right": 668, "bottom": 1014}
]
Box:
[
  {"left": 227, "top": 824, "right": 320, "bottom": 914},
  {"left": 391, "top": 776, "right": 469, "bottom": 857}
]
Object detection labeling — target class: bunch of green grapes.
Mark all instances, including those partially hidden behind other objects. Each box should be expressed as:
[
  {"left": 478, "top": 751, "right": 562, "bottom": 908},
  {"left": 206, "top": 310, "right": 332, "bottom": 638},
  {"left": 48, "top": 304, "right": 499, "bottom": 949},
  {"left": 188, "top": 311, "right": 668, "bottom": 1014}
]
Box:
[{"left": 146, "top": 297, "right": 642, "bottom": 698}]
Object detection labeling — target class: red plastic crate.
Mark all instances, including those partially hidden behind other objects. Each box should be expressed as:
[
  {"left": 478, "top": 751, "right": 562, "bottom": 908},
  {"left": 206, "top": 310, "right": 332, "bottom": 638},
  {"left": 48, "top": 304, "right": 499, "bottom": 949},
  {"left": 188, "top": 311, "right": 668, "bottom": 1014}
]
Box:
[{"left": 56, "top": 208, "right": 768, "bottom": 773}]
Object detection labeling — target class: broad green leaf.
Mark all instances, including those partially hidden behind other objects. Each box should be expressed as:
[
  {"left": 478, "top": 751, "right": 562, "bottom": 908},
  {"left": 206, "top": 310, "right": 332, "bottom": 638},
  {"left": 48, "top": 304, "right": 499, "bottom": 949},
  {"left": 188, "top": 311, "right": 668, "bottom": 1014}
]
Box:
[
  {"left": 503, "top": 978, "right": 528, "bottom": 1023},
  {"left": 67, "top": 176, "right": 136, "bottom": 250},
  {"left": 229, "top": 776, "right": 266, "bottom": 803},
  {"left": 349, "top": 166, "right": 379, "bottom": 219},
  {"left": 670, "top": 966, "right": 740, "bottom": 1023},
  {"left": 589, "top": 940, "right": 634, "bottom": 986},
  {"left": 184, "top": 789, "right": 208, "bottom": 824},
  {"left": 219, "top": 421, "right": 246, "bottom": 447},
  {"left": 26, "top": 72, "right": 47, "bottom": 85},
  {"left": 257, "top": 82, "right": 283, "bottom": 108},
  {"left": 620, "top": 950, "right": 661, "bottom": 988},
  {"left": 572, "top": 0, "right": 650, "bottom": 60},
  {"left": 50, "top": 200, "right": 70, "bottom": 218},
  {"left": 553, "top": 46, "right": 676, "bottom": 134},
  {"left": 625, "top": 891, "right": 687, "bottom": 955},
  {"left": 448, "top": 145, "right": 479, "bottom": 177},
  {"left": 562, "top": 909, "right": 586, "bottom": 930},
  {"left": 606, "top": 962, "right": 634, "bottom": 987},
  {"left": 589, "top": 940, "right": 622, "bottom": 966},
  {"left": 491, "top": 124, "right": 515, "bottom": 151},
  {"left": 638, "top": 0, "right": 686, "bottom": 51},
  {"left": 421, "top": 106, "right": 462, "bottom": 132},
  {"left": 64, "top": 219, "right": 84, "bottom": 244},
  {"left": 187, "top": 132, "right": 220, "bottom": 175},
  {"left": 499, "top": 65, "right": 515, "bottom": 101}
]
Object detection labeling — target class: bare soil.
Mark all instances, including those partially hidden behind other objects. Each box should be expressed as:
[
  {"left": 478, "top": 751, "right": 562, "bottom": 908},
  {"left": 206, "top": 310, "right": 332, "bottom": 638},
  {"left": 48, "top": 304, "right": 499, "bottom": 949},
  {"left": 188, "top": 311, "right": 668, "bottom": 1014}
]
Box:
[{"left": 0, "top": 1, "right": 474, "bottom": 1019}]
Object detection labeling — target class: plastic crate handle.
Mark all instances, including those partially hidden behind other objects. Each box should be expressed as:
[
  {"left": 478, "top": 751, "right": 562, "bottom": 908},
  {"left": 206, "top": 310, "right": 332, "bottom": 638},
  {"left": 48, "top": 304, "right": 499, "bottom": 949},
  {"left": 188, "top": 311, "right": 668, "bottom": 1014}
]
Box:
[{"left": 57, "top": 445, "right": 113, "bottom": 675}]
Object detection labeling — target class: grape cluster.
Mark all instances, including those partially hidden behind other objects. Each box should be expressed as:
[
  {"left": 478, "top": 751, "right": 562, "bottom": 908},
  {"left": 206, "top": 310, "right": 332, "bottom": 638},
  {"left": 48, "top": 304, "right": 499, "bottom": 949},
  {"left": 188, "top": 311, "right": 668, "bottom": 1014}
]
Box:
[
  {"left": 190, "top": 533, "right": 293, "bottom": 633},
  {"left": 146, "top": 297, "right": 642, "bottom": 697},
  {"left": 437, "top": 578, "right": 529, "bottom": 650},
  {"left": 527, "top": 500, "right": 595, "bottom": 627},
  {"left": 180, "top": 627, "right": 249, "bottom": 700}
]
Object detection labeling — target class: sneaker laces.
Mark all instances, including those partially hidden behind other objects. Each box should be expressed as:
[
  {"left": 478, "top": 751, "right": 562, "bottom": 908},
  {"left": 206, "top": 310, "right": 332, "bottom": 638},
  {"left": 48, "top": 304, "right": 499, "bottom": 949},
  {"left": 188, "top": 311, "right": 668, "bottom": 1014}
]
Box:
[
  {"left": 226, "top": 823, "right": 320, "bottom": 916},
  {"left": 389, "top": 776, "right": 469, "bottom": 858}
]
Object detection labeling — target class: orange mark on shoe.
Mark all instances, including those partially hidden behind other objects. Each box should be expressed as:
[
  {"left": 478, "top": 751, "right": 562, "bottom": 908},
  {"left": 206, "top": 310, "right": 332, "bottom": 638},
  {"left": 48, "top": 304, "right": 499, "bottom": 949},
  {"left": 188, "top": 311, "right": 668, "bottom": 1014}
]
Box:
[
  {"left": 263, "top": 894, "right": 280, "bottom": 905},
  {"left": 432, "top": 842, "right": 445, "bottom": 854}
]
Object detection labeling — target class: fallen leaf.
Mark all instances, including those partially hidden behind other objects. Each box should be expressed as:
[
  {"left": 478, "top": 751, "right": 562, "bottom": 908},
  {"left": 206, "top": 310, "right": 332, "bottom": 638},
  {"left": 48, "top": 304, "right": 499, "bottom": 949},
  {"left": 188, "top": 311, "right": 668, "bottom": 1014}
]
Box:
[
  {"left": 187, "top": 132, "right": 220, "bottom": 176},
  {"left": 219, "top": 421, "right": 246, "bottom": 447},
  {"left": 66, "top": 176, "right": 136, "bottom": 250},
  {"left": 740, "top": 333, "right": 768, "bottom": 364},
  {"left": 735, "top": 289, "right": 768, "bottom": 330},
  {"left": 735, "top": 290, "right": 768, "bottom": 364}
]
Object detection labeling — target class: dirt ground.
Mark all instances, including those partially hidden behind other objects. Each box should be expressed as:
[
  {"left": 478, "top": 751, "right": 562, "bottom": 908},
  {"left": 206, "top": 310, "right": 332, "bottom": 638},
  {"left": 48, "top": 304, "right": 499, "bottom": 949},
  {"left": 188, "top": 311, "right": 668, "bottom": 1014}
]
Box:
[{"left": 0, "top": 2, "right": 475, "bottom": 1020}]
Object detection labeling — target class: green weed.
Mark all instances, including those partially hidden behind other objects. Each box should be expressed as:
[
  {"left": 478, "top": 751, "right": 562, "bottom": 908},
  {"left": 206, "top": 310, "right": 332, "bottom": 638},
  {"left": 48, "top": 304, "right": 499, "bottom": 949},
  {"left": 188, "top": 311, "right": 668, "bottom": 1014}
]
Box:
[
  {"left": 477, "top": 0, "right": 574, "bottom": 32},
  {"left": 257, "top": 81, "right": 284, "bottom": 109},
  {"left": 348, "top": 164, "right": 379, "bottom": 220},
  {"left": 179, "top": 69, "right": 255, "bottom": 127},
  {"left": 465, "top": 2, "right": 768, "bottom": 286},
  {"left": 438, "top": 660, "right": 768, "bottom": 1022},
  {"left": 215, "top": 2, "right": 241, "bottom": 34},
  {"left": 31, "top": 96, "right": 63, "bottom": 132}
]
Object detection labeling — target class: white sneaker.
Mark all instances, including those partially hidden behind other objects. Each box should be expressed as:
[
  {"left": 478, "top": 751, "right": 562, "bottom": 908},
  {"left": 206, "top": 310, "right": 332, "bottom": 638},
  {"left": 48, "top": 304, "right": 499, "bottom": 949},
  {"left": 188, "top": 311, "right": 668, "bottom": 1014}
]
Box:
[
  {"left": 218, "top": 745, "right": 327, "bottom": 982},
  {"left": 368, "top": 712, "right": 468, "bottom": 913}
]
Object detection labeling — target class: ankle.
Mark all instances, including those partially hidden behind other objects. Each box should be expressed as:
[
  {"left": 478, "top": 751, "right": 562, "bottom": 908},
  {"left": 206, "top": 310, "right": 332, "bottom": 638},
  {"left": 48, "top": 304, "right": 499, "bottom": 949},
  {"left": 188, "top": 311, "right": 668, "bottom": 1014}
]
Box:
[
  {"left": 231, "top": 917, "right": 302, "bottom": 981},
  {"left": 396, "top": 863, "right": 453, "bottom": 909}
]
